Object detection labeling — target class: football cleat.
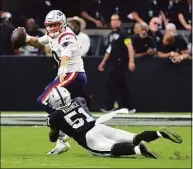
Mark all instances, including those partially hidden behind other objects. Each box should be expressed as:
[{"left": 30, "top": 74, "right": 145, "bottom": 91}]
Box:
[
  {"left": 47, "top": 139, "right": 70, "bottom": 155},
  {"left": 139, "top": 143, "right": 157, "bottom": 159},
  {"left": 159, "top": 128, "right": 183, "bottom": 144}
]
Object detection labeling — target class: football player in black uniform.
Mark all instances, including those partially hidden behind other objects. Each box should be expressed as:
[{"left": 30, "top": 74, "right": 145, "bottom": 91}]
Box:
[{"left": 46, "top": 87, "right": 182, "bottom": 158}]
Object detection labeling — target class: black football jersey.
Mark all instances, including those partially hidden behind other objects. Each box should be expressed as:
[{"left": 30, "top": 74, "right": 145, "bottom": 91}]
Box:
[{"left": 48, "top": 97, "right": 95, "bottom": 147}]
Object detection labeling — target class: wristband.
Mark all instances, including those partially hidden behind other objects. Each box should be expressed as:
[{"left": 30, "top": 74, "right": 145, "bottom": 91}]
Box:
[
  {"left": 58, "top": 66, "right": 67, "bottom": 76},
  {"left": 25, "top": 35, "right": 31, "bottom": 42}
]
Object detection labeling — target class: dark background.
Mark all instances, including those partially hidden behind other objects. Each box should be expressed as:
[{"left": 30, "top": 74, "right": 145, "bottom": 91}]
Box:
[
  {"left": 1, "top": 0, "right": 134, "bottom": 27},
  {"left": 0, "top": 56, "right": 191, "bottom": 112}
]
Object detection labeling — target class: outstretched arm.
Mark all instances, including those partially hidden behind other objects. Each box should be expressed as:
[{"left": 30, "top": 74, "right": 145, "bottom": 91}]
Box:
[
  {"left": 26, "top": 36, "right": 44, "bottom": 49},
  {"left": 26, "top": 34, "right": 49, "bottom": 49}
]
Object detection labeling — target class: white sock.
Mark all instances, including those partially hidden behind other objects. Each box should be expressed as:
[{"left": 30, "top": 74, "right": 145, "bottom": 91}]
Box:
[
  {"left": 63, "top": 135, "right": 70, "bottom": 142},
  {"left": 157, "top": 131, "right": 162, "bottom": 137},
  {"left": 134, "top": 146, "right": 141, "bottom": 155},
  {"left": 56, "top": 138, "right": 61, "bottom": 144}
]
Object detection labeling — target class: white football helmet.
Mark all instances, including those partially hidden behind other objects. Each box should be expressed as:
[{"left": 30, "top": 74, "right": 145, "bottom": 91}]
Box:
[
  {"left": 45, "top": 10, "right": 66, "bottom": 38},
  {"left": 49, "top": 87, "right": 71, "bottom": 110}
]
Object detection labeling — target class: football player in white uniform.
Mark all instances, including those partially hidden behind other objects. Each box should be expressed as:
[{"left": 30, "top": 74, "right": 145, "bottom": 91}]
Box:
[{"left": 20, "top": 10, "right": 88, "bottom": 154}]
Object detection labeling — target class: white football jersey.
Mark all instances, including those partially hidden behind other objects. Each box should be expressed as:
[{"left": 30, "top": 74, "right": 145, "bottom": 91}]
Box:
[{"left": 38, "top": 27, "right": 85, "bottom": 73}]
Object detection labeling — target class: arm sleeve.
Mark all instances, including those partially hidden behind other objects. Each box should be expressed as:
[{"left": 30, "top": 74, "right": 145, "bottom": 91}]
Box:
[{"left": 38, "top": 35, "right": 49, "bottom": 45}]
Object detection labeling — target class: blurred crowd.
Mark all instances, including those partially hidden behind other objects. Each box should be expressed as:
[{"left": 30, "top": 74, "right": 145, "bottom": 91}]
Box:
[{"left": 0, "top": 0, "right": 192, "bottom": 56}]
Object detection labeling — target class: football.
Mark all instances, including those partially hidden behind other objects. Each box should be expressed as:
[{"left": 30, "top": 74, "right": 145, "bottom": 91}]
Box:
[{"left": 11, "top": 27, "right": 26, "bottom": 50}]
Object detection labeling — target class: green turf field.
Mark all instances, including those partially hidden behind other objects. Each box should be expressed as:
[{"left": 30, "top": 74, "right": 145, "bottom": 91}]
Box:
[{"left": 1, "top": 126, "right": 191, "bottom": 168}]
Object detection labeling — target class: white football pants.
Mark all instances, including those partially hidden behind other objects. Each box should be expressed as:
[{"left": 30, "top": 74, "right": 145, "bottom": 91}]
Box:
[{"left": 85, "top": 124, "right": 136, "bottom": 157}]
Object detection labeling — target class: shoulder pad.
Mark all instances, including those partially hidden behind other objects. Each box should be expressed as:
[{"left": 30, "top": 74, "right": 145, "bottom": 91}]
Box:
[{"left": 58, "top": 31, "right": 77, "bottom": 44}]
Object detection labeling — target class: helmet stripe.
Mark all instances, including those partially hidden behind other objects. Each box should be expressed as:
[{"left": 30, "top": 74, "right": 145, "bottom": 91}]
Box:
[{"left": 55, "top": 87, "right": 65, "bottom": 106}]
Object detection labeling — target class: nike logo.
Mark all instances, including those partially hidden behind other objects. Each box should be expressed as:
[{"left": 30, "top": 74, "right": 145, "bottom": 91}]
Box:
[{"left": 66, "top": 37, "right": 71, "bottom": 40}]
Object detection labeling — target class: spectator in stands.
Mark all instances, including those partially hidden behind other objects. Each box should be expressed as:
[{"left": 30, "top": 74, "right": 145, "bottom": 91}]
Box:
[
  {"left": 98, "top": 14, "right": 135, "bottom": 113},
  {"left": 168, "top": 0, "right": 192, "bottom": 30},
  {"left": 81, "top": 0, "right": 108, "bottom": 28},
  {"left": 131, "top": 22, "right": 140, "bottom": 35},
  {"left": 165, "top": 23, "right": 190, "bottom": 44},
  {"left": 19, "top": 18, "right": 45, "bottom": 56},
  {"left": 126, "top": 23, "right": 156, "bottom": 72},
  {"left": 1, "top": 12, "right": 13, "bottom": 26},
  {"left": 166, "top": 0, "right": 180, "bottom": 26},
  {"left": 165, "top": 23, "right": 178, "bottom": 35},
  {"left": 157, "top": 24, "right": 189, "bottom": 63},
  {"left": 81, "top": 0, "right": 124, "bottom": 28},
  {"left": 68, "top": 16, "right": 91, "bottom": 56},
  {"left": 148, "top": 17, "right": 163, "bottom": 48},
  {"left": 159, "top": 0, "right": 176, "bottom": 27},
  {"left": 0, "top": 11, "right": 19, "bottom": 55},
  {"left": 128, "top": 0, "right": 163, "bottom": 24},
  {"left": 177, "top": 0, "right": 192, "bottom": 30}
]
